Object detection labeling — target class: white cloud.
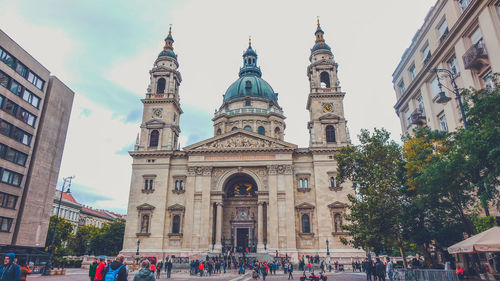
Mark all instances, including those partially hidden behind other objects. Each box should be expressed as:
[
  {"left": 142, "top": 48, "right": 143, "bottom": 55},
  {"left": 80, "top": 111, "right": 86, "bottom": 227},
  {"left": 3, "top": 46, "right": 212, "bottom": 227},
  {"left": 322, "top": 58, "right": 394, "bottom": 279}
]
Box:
[
  {"left": 58, "top": 94, "right": 138, "bottom": 212},
  {"left": 0, "top": 2, "right": 79, "bottom": 84}
]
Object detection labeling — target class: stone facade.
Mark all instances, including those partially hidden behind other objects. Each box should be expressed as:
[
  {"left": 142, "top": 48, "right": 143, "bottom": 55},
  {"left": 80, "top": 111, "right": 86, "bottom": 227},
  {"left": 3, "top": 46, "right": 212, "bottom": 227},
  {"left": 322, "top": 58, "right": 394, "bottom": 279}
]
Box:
[
  {"left": 122, "top": 24, "right": 364, "bottom": 261},
  {"left": 0, "top": 29, "right": 74, "bottom": 251}
]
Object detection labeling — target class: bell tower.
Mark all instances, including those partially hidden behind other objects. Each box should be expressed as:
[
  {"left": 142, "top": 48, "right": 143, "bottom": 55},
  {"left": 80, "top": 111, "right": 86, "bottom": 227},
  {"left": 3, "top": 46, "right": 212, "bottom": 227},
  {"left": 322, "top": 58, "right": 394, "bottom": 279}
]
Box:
[
  {"left": 135, "top": 26, "right": 183, "bottom": 151},
  {"left": 306, "top": 19, "right": 348, "bottom": 147}
]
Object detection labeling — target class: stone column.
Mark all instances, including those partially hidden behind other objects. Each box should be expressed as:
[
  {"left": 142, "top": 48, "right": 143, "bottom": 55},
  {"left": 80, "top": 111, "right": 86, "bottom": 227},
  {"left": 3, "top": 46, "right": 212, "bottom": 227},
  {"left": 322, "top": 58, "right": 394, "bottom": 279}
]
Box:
[
  {"left": 214, "top": 202, "right": 223, "bottom": 252},
  {"left": 257, "top": 201, "right": 265, "bottom": 252}
]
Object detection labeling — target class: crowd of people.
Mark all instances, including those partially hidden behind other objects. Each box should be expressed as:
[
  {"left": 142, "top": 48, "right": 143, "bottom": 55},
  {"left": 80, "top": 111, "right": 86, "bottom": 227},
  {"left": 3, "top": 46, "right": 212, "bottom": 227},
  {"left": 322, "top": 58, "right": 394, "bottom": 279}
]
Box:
[
  {"left": 361, "top": 257, "right": 394, "bottom": 281},
  {"left": 88, "top": 255, "right": 174, "bottom": 281}
]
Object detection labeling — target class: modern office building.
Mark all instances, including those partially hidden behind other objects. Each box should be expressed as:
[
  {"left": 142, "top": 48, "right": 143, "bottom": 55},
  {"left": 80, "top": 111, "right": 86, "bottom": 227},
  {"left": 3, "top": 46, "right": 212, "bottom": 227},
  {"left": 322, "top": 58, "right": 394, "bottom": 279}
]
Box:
[
  {"left": 392, "top": 0, "right": 500, "bottom": 134},
  {"left": 0, "top": 29, "right": 74, "bottom": 257}
]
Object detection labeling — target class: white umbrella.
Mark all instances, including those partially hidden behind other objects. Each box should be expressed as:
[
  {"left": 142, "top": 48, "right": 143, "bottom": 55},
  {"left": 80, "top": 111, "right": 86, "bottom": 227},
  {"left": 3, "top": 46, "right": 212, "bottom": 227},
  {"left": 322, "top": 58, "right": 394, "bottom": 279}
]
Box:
[{"left": 448, "top": 227, "right": 500, "bottom": 254}]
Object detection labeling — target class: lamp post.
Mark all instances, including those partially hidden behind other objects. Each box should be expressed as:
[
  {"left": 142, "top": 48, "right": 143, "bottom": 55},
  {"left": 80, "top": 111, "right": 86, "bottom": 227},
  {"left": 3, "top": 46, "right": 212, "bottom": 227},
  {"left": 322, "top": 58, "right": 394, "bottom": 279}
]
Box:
[
  {"left": 42, "top": 176, "right": 75, "bottom": 276},
  {"left": 326, "top": 239, "right": 330, "bottom": 256},
  {"left": 432, "top": 68, "right": 468, "bottom": 129},
  {"left": 85, "top": 240, "right": 90, "bottom": 256},
  {"left": 136, "top": 239, "right": 140, "bottom": 256}
]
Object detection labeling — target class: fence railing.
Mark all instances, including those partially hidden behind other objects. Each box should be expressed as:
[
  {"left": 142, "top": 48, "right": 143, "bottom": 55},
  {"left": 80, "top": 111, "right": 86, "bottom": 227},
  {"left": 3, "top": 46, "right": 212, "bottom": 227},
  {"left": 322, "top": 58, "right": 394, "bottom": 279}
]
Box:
[{"left": 393, "top": 269, "right": 459, "bottom": 281}]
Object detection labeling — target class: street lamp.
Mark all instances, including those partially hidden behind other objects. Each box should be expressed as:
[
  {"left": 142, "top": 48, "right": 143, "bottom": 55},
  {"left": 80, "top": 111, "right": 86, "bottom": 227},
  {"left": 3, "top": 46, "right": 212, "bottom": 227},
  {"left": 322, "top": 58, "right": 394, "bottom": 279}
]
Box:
[
  {"left": 42, "top": 176, "right": 75, "bottom": 276},
  {"left": 326, "top": 239, "right": 330, "bottom": 256},
  {"left": 136, "top": 239, "right": 141, "bottom": 256},
  {"left": 85, "top": 240, "right": 90, "bottom": 256},
  {"left": 432, "top": 68, "right": 468, "bottom": 129}
]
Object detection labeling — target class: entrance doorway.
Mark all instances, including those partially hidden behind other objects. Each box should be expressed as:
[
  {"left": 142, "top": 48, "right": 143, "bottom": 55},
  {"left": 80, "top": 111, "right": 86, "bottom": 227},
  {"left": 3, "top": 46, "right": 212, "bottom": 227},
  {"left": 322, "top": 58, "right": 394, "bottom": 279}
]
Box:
[{"left": 236, "top": 228, "right": 249, "bottom": 250}]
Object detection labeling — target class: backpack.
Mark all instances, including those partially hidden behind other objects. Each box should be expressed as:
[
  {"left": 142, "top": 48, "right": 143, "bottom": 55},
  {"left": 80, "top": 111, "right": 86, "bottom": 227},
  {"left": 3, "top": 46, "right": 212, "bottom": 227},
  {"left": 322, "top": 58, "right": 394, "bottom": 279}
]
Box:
[{"left": 104, "top": 265, "right": 124, "bottom": 281}]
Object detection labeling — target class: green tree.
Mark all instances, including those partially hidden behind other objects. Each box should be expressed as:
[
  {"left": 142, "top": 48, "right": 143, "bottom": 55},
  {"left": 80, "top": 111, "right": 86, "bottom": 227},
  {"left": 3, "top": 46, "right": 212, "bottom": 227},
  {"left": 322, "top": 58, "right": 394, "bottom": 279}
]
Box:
[
  {"left": 402, "top": 127, "right": 478, "bottom": 267},
  {"left": 335, "top": 128, "right": 407, "bottom": 261},
  {"left": 45, "top": 215, "right": 74, "bottom": 255},
  {"left": 68, "top": 225, "right": 99, "bottom": 256},
  {"left": 455, "top": 75, "right": 500, "bottom": 216},
  {"left": 89, "top": 219, "right": 125, "bottom": 256}
]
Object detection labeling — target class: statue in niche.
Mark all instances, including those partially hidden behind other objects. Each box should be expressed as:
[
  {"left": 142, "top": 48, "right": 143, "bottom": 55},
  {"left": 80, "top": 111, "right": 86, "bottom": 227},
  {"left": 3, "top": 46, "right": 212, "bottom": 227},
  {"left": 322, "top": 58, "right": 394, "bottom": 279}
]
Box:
[{"left": 141, "top": 215, "right": 149, "bottom": 233}]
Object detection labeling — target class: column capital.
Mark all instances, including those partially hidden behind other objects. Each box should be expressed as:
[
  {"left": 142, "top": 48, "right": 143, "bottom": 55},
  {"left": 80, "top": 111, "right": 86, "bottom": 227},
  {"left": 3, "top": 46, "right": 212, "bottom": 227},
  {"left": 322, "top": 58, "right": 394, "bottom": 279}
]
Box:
[{"left": 216, "top": 202, "right": 224, "bottom": 207}]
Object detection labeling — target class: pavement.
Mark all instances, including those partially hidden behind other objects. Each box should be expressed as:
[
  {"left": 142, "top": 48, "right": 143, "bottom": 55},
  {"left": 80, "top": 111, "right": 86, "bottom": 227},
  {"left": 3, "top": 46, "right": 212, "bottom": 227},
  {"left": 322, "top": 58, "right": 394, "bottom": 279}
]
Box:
[{"left": 27, "top": 268, "right": 367, "bottom": 281}]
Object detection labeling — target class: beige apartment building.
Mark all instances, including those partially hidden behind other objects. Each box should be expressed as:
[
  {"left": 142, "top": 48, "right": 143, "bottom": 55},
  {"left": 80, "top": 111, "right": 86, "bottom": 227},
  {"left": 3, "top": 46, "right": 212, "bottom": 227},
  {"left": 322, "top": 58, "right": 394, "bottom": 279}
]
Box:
[
  {"left": 0, "top": 29, "right": 74, "bottom": 258},
  {"left": 393, "top": 0, "right": 500, "bottom": 134},
  {"left": 122, "top": 24, "right": 364, "bottom": 262}
]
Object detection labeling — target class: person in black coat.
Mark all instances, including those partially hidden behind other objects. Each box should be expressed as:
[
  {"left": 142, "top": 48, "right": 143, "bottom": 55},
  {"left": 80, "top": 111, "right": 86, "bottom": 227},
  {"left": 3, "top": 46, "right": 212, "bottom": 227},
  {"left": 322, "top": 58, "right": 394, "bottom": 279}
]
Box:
[
  {"left": 375, "top": 258, "right": 386, "bottom": 281},
  {"left": 362, "top": 258, "right": 373, "bottom": 281}
]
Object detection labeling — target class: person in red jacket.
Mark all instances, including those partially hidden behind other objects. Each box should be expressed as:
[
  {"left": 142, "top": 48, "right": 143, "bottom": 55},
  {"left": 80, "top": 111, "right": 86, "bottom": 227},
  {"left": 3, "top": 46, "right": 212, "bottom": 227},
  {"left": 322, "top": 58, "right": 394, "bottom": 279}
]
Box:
[
  {"left": 456, "top": 266, "right": 464, "bottom": 280},
  {"left": 149, "top": 261, "right": 156, "bottom": 272},
  {"left": 94, "top": 258, "right": 106, "bottom": 281},
  {"left": 199, "top": 261, "right": 205, "bottom": 276}
]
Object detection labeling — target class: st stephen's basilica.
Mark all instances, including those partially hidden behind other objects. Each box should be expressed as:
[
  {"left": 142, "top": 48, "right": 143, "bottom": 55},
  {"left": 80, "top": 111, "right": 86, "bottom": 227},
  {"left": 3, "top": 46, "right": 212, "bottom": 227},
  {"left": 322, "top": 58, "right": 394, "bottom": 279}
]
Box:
[{"left": 122, "top": 20, "right": 364, "bottom": 262}]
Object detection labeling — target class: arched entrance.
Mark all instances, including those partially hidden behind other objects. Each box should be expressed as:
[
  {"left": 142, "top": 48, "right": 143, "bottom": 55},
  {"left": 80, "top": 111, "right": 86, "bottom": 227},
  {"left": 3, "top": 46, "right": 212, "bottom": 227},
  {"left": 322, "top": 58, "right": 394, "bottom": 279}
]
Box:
[{"left": 221, "top": 173, "right": 258, "bottom": 253}]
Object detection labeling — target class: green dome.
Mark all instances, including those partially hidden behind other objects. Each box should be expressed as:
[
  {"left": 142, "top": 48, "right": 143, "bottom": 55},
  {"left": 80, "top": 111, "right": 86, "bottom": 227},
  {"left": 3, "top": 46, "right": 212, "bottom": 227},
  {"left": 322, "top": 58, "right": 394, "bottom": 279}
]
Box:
[{"left": 223, "top": 76, "right": 277, "bottom": 103}]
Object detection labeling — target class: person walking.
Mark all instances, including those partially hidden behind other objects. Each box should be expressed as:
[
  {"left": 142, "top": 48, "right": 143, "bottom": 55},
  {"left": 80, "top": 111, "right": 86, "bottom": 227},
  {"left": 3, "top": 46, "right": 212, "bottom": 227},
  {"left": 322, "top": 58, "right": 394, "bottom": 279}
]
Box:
[
  {"left": 94, "top": 258, "right": 106, "bottom": 281},
  {"left": 155, "top": 261, "right": 161, "bottom": 279},
  {"left": 0, "top": 253, "right": 21, "bottom": 281},
  {"left": 19, "top": 261, "right": 31, "bottom": 281},
  {"left": 102, "top": 254, "right": 128, "bottom": 281},
  {"left": 386, "top": 257, "right": 394, "bottom": 281},
  {"left": 133, "top": 260, "right": 155, "bottom": 281},
  {"left": 375, "top": 258, "right": 385, "bottom": 281},
  {"left": 166, "top": 258, "right": 172, "bottom": 278},
  {"left": 307, "top": 261, "right": 312, "bottom": 273},
  {"left": 362, "top": 258, "right": 372, "bottom": 281},
  {"left": 199, "top": 261, "right": 204, "bottom": 277},
  {"left": 288, "top": 262, "right": 294, "bottom": 280},
  {"left": 89, "top": 258, "right": 98, "bottom": 281}
]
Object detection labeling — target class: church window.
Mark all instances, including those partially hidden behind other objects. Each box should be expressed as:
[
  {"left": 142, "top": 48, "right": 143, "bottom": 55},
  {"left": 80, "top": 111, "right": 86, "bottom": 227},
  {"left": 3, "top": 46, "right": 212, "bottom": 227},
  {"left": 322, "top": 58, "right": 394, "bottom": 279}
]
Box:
[
  {"left": 172, "top": 215, "right": 181, "bottom": 234},
  {"left": 299, "top": 179, "right": 303, "bottom": 188},
  {"left": 257, "top": 126, "right": 265, "bottom": 136},
  {"left": 149, "top": 130, "right": 159, "bottom": 147},
  {"left": 173, "top": 113, "right": 177, "bottom": 122},
  {"left": 334, "top": 213, "right": 343, "bottom": 233},
  {"left": 244, "top": 125, "right": 252, "bottom": 132},
  {"left": 245, "top": 100, "right": 251, "bottom": 106},
  {"left": 274, "top": 127, "right": 280, "bottom": 137},
  {"left": 157, "top": 78, "right": 166, "bottom": 94},
  {"left": 304, "top": 178, "right": 309, "bottom": 188},
  {"left": 232, "top": 127, "right": 238, "bottom": 131},
  {"left": 175, "top": 180, "right": 180, "bottom": 190},
  {"left": 330, "top": 176, "right": 336, "bottom": 188},
  {"left": 326, "top": 125, "right": 336, "bottom": 143},
  {"left": 216, "top": 128, "right": 222, "bottom": 135},
  {"left": 301, "top": 214, "right": 311, "bottom": 233},
  {"left": 320, "top": 72, "right": 330, "bottom": 88},
  {"left": 140, "top": 215, "right": 150, "bottom": 233}
]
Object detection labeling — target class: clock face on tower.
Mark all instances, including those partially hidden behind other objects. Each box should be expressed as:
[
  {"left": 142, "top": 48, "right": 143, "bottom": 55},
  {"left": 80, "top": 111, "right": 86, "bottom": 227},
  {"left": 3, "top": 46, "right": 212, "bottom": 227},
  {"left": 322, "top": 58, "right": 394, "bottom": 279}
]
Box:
[
  {"left": 323, "top": 103, "right": 333, "bottom": 112},
  {"left": 152, "top": 108, "right": 163, "bottom": 118}
]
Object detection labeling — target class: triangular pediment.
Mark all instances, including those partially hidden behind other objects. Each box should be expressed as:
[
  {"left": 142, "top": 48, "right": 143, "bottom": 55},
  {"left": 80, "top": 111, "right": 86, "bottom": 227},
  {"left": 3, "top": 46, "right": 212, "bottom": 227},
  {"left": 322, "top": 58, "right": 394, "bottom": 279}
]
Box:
[
  {"left": 319, "top": 113, "right": 343, "bottom": 121},
  {"left": 167, "top": 203, "right": 185, "bottom": 211},
  {"left": 144, "top": 119, "right": 166, "bottom": 126},
  {"left": 183, "top": 129, "right": 297, "bottom": 152},
  {"left": 295, "top": 202, "right": 315, "bottom": 210},
  {"left": 328, "top": 201, "right": 346, "bottom": 209},
  {"left": 137, "top": 203, "right": 155, "bottom": 210}
]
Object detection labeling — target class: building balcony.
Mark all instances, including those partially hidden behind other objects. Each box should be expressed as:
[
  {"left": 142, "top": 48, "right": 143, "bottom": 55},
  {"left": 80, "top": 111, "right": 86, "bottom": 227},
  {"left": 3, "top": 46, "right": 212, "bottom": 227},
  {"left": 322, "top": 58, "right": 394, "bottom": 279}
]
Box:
[
  {"left": 410, "top": 108, "right": 426, "bottom": 126},
  {"left": 463, "top": 42, "right": 489, "bottom": 70}
]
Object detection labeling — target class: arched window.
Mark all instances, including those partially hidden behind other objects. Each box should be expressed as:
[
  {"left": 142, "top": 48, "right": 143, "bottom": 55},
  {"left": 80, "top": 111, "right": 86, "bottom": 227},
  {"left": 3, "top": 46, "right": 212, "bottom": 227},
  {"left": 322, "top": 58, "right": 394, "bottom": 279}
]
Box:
[
  {"left": 299, "top": 179, "right": 303, "bottom": 189},
  {"left": 175, "top": 180, "right": 180, "bottom": 190},
  {"left": 172, "top": 215, "right": 181, "bottom": 234},
  {"left": 304, "top": 178, "right": 309, "bottom": 188},
  {"left": 244, "top": 125, "right": 252, "bottom": 132},
  {"left": 330, "top": 176, "right": 336, "bottom": 187},
  {"left": 274, "top": 127, "right": 280, "bottom": 138},
  {"left": 232, "top": 127, "right": 238, "bottom": 131},
  {"left": 157, "top": 78, "right": 166, "bottom": 93},
  {"left": 216, "top": 128, "right": 222, "bottom": 135},
  {"left": 334, "top": 213, "right": 343, "bottom": 233},
  {"left": 245, "top": 100, "right": 251, "bottom": 106},
  {"left": 326, "top": 125, "right": 336, "bottom": 143},
  {"left": 180, "top": 180, "right": 184, "bottom": 190},
  {"left": 320, "top": 72, "right": 330, "bottom": 88},
  {"left": 257, "top": 126, "right": 265, "bottom": 136},
  {"left": 141, "top": 215, "right": 149, "bottom": 233},
  {"left": 150, "top": 130, "right": 159, "bottom": 147},
  {"left": 301, "top": 214, "right": 311, "bottom": 233}
]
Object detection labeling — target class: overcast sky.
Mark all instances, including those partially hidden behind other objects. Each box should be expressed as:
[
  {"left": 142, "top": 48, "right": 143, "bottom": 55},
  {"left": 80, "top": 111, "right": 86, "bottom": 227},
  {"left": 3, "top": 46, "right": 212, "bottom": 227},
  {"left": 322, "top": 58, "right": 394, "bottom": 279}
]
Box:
[{"left": 0, "top": 0, "right": 436, "bottom": 214}]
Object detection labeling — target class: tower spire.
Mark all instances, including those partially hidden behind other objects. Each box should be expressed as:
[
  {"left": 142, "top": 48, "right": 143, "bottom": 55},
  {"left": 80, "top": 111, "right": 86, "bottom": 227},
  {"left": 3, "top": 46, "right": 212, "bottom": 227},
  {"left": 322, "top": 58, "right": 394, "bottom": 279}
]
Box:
[
  {"left": 249, "top": 35, "right": 252, "bottom": 47},
  {"left": 315, "top": 17, "right": 325, "bottom": 43},
  {"left": 317, "top": 16, "right": 321, "bottom": 29}
]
